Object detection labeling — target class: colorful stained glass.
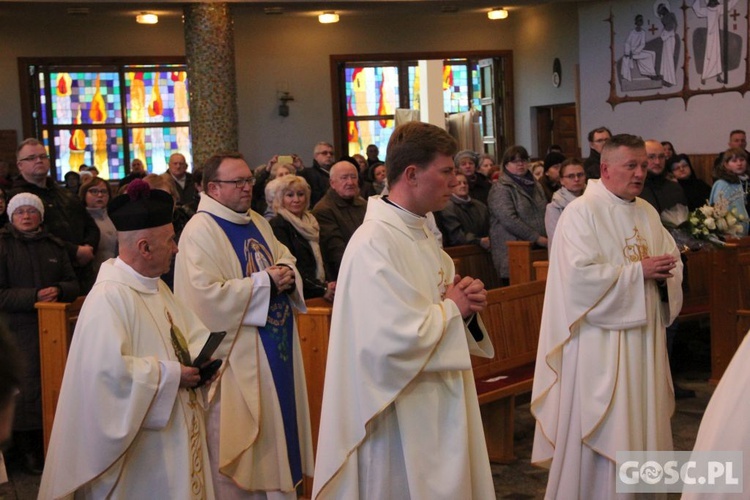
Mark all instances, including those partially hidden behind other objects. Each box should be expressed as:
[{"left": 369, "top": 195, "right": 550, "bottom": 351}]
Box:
[
  {"left": 52, "top": 127, "right": 124, "bottom": 180},
  {"left": 124, "top": 70, "right": 190, "bottom": 124},
  {"left": 345, "top": 66, "right": 399, "bottom": 118},
  {"left": 49, "top": 72, "right": 122, "bottom": 125},
  {"left": 38, "top": 73, "right": 48, "bottom": 126},
  {"left": 33, "top": 63, "right": 192, "bottom": 180},
  {"left": 128, "top": 126, "right": 192, "bottom": 174},
  {"left": 443, "top": 64, "right": 470, "bottom": 114},
  {"left": 347, "top": 119, "right": 394, "bottom": 158},
  {"left": 408, "top": 66, "right": 420, "bottom": 110}
]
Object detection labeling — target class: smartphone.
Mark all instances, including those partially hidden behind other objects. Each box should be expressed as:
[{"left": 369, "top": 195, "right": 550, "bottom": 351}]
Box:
[
  {"left": 193, "top": 331, "right": 227, "bottom": 368},
  {"left": 277, "top": 155, "right": 294, "bottom": 166}
]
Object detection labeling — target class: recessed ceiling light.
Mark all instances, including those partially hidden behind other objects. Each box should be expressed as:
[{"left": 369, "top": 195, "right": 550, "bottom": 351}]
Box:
[
  {"left": 488, "top": 8, "right": 509, "bottom": 20},
  {"left": 318, "top": 12, "right": 339, "bottom": 24},
  {"left": 136, "top": 12, "right": 158, "bottom": 25}
]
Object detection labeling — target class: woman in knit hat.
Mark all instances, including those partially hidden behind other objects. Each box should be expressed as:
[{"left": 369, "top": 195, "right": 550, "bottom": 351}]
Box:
[
  {"left": 454, "top": 149, "right": 491, "bottom": 204},
  {"left": 0, "top": 193, "right": 79, "bottom": 474}
]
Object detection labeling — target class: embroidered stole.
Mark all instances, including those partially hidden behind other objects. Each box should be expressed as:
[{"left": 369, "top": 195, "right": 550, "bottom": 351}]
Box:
[{"left": 207, "top": 213, "right": 303, "bottom": 485}]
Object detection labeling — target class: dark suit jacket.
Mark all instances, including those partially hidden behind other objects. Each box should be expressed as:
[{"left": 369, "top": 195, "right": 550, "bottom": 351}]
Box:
[{"left": 312, "top": 190, "right": 367, "bottom": 280}]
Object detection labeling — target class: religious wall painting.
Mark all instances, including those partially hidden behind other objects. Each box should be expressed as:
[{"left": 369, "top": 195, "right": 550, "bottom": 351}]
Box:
[{"left": 608, "top": 0, "right": 750, "bottom": 107}]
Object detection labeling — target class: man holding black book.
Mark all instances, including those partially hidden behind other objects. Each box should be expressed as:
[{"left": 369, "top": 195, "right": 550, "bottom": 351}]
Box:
[{"left": 40, "top": 180, "right": 217, "bottom": 499}]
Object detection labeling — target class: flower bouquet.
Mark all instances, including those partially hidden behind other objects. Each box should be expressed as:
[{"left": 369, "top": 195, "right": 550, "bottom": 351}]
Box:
[{"left": 686, "top": 196, "right": 746, "bottom": 246}]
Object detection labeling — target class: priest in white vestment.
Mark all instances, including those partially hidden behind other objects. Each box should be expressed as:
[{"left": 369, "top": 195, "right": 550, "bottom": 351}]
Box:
[
  {"left": 531, "top": 134, "right": 683, "bottom": 499},
  {"left": 174, "top": 153, "right": 314, "bottom": 498},
  {"left": 683, "top": 330, "right": 750, "bottom": 499},
  {"left": 312, "top": 122, "right": 495, "bottom": 499},
  {"left": 39, "top": 183, "right": 215, "bottom": 499}
]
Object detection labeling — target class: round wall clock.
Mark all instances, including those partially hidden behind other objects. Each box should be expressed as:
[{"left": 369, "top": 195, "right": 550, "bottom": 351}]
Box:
[{"left": 553, "top": 58, "right": 562, "bottom": 88}]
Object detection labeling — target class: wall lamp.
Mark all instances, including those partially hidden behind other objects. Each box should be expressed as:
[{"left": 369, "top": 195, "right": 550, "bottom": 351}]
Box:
[{"left": 278, "top": 92, "right": 295, "bottom": 117}]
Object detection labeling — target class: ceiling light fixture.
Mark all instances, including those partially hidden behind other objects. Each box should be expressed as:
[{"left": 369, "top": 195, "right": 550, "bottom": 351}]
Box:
[
  {"left": 136, "top": 12, "right": 159, "bottom": 25},
  {"left": 318, "top": 12, "right": 339, "bottom": 24},
  {"left": 487, "top": 8, "right": 509, "bottom": 20}
]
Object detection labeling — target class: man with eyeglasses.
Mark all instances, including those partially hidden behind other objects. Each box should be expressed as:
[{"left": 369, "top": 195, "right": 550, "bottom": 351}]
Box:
[
  {"left": 640, "top": 139, "right": 688, "bottom": 215},
  {"left": 300, "top": 141, "right": 335, "bottom": 208},
  {"left": 583, "top": 126, "right": 612, "bottom": 180},
  {"left": 312, "top": 160, "right": 367, "bottom": 280},
  {"left": 174, "top": 152, "right": 314, "bottom": 498},
  {"left": 11, "top": 138, "right": 100, "bottom": 293}
]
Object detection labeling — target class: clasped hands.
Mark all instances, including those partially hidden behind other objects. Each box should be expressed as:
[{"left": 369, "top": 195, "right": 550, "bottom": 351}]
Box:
[
  {"left": 641, "top": 254, "right": 678, "bottom": 281},
  {"left": 446, "top": 275, "right": 487, "bottom": 319},
  {"left": 267, "top": 264, "right": 296, "bottom": 294}
]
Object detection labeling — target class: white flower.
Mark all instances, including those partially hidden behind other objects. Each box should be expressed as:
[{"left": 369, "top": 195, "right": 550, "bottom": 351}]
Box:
[
  {"left": 690, "top": 216, "right": 700, "bottom": 225},
  {"left": 699, "top": 205, "right": 714, "bottom": 217},
  {"left": 716, "top": 218, "right": 728, "bottom": 232},
  {"left": 726, "top": 213, "right": 737, "bottom": 227},
  {"left": 705, "top": 217, "right": 716, "bottom": 230},
  {"left": 734, "top": 224, "right": 745, "bottom": 235}
]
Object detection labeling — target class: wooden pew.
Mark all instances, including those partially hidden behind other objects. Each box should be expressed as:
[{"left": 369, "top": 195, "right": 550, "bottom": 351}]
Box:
[
  {"left": 473, "top": 280, "right": 545, "bottom": 462},
  {"left": 445, "top": 244, "right": 503, "bottom": 289},
  {"left": 708, "top": 238, "right": 750, "bottom": 383},
  {"left": 507, "top": 241, "right": 548, "bottom": 285},
  {"left": 37, "top": 296, "right": 85, "bottom": 453}
]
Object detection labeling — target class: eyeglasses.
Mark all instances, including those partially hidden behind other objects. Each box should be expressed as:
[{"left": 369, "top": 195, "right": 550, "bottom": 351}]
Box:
[
  {"left": 88, "top": 188, "right": 109, "bottom": 195},
  {"left": 647, "top": 154, "right": 667, "bottom": 161},
  {"left": 315, "top": 150, "right": 334, "bottom": 156},
  {"left": 18, "top": 153, "right": 50, "bottom": 162},
  {"left": 13, "top": 208, "right": 41, "bottom": 216},
  {"left": 562, "top": 173, "right": 586, "bottom": 180},
  {"left": 212, "top": 177, "right": 256, "bottom": 189}
]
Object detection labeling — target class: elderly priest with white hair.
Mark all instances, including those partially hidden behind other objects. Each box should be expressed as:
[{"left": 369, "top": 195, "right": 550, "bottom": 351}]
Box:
[{"left": 39, "top": 179, "right": 216, "bottom": 499}]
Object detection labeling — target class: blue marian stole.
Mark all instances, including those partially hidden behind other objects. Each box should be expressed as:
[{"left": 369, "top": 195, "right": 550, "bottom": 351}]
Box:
[{"left": 206, "top": 213, "right": 302, "bottom": 485}]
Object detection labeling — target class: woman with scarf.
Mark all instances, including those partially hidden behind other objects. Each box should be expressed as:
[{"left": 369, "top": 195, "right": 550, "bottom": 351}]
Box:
[
  {"left": 435, "top": 172, "right": 490, "bottom": 249},
  {"left": 79, "top": 177, "right": 117, "bottom": 276},
  {"left": 268, "top": 175, "right": 336, "bottom": 301},
  {"left": 0, "top": 193, "right": 78, "bottom": 474},
  {"left": 488, "top": 145, "right": 548, "bottom": 286}
]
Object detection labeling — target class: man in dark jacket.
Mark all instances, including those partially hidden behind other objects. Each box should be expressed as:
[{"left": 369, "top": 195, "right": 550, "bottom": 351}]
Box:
[
  {"left": 583, "top": 126, "right": 612, "bottom": 179},
  {"left": 300, "top": 141, "right": 335, "bottom": 208},
  {"left": 312, "top": 161, "right": 366, "bottom": 280},
  {"left": 11, "top": 138, "right": 99, "bottom": 292},
  {"left": 163, "top": 152, "right": 197, "bottom": 208}
]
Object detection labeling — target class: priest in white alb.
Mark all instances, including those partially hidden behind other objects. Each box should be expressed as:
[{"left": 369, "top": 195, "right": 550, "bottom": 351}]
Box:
[
  {"left": 174, "top": 152, "right": 314, "bottom": 498},
  {"left": 531, "top": 134, "right": 683, "bottom": 498},
  {"left": 312, "top": 122, "right": 495, "bottom": 499},
  {"left": 39, "top": 181, "right": 215, "bottom": 499}
]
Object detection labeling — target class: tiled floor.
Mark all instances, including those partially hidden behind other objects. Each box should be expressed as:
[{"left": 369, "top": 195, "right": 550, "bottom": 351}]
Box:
[{"left": 0, "top": 375, "right": 712, "bottom": 500}]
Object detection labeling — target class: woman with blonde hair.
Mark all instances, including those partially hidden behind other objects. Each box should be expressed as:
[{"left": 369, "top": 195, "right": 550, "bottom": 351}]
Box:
[{"left": 267, "top": 175, "right": 335, "bottom": 301}]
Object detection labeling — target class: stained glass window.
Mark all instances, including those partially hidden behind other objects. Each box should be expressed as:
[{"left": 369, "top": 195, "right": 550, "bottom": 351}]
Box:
[
  {"left": 28, "top": 62, "right": 191, "bottom": 181},
  {"left": 345, "top": 60, "right": 481, "bottom": 157}
]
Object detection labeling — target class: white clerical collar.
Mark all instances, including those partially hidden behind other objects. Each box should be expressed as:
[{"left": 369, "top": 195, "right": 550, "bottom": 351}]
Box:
[
  {"left": 114, "top": 257, "right": 160, "bottom": 292},
  {"left": 384, "top": 196, "right": 425, "bottom": 220}
]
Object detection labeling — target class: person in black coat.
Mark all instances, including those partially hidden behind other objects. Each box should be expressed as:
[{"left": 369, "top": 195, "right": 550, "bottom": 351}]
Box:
[
  {"left": 267, "top": 175, "right": 335, "bottom": 301},
  {"left": 666, "top": 154, "right": 712, "bottom": 211},
  {"left": 0, "top": 193, "right": 79, "bottom": 474}
]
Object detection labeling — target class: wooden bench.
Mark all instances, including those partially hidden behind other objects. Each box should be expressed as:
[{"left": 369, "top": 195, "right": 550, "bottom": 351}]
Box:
[
  {"left": 532, "top": 248, "right": 712, "bottom": 323},
  {"left": 37, "top": 297, "right": 85, "bottom": 453},
  {"left": 507, "top": 241, "right": 548, "bottom": 285},
  {"left": 445, "top": 244, "right": 503, "bottom": 290},
  {"left": 708, "top": 237, "right": 750, "bottom": 383},
  {"left": 472, "top": 279, "right": 545, "bottom": 462}
]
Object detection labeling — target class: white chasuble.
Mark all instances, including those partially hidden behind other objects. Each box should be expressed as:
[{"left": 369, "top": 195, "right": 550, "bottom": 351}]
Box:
[
  {"left": 39, "top": 259, "right": 214, "bottom": 499},
  {"left": 312, "top": 196, "right": 495, "bottom": 500},
  {"left": 174, "top": 195, "right": 314, "bottom": 495},
  {"left": 531, "top": 180, "right": 682, "bottom": 499},
  {"left": 683, "top": 330, "right": 750, "bottom": 500}
]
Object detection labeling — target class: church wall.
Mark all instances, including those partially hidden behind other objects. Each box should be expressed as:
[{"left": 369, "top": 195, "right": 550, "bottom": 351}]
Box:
[
  {"left": 0, "top": 3, "right": 581, "bottom": 168},
  {"left": 579, "top": 0, "right": 750, "bottom": 156}
]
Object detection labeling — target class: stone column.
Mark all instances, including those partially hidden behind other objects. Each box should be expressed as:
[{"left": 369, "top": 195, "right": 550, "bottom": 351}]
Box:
[{"left": 183, "top": 3, "right": 238, "bottom": 169}]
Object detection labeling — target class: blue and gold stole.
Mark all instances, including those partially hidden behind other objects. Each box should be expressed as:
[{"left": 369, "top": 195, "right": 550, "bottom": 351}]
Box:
[{"left": 207, "top": 213, "right": 303, "bottom": 485}]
